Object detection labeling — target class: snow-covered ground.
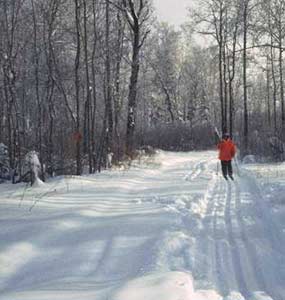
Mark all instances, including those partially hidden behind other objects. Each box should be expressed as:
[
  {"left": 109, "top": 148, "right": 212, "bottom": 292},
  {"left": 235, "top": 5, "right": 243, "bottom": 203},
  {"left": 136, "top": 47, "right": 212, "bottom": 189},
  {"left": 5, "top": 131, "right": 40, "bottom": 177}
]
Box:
[{"left": 1, "top": 151, "right": 285, "bottom": 300}]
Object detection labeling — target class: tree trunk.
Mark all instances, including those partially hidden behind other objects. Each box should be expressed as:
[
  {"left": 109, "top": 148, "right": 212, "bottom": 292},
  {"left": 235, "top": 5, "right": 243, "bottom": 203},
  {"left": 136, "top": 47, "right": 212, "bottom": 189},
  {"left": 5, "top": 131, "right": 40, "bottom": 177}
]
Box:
[
  {"left": 270, "top": 41, "right": 278, "bottom": 132},
  {"left": 279, "top": 38, "right": 285, "bottom": 129},
  {"left": 114, "top": 12, "right": 124, "bottom": 161},
  {"left": 228, "top": 14, "right": 238, "bottom": 139},
  {"left": 104, "top": 0, "right": 113, "bottom": 155},
  {"left": 266, "top": 55, "right": 271, "bottom": 127},
  {"left": 219, "top": 15, "right": 224, "bottom": 133},
  {"left": 223, "top": 7, "right": 228, "bottom": 132},
  {"left": 243, "top": 0, "right": 249, "bottom": 155},
  {"left": 74, "top": 0, "right": 82, "bottom": 175},
  {"left": 91, "top": 0, "right": 98, "bottom": 172},
  {"left": 126, "top": 28, "right": 140, "bottom": 156},
  {"left": 121, "top": 0, "right": 150, "bottom": 156},
  {"left": 31, "top": 0, "right": 45, "bottom": 181},
  {"left": 83, "top": 0, "right": 92, "bottom": 173}
]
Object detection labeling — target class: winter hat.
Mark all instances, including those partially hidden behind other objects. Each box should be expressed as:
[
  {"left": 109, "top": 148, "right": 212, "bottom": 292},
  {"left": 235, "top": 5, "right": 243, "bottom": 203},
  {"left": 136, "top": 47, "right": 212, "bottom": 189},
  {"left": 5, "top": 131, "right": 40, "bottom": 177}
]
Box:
[{"left": 222, "top": 132, "right": 230, "bottom": 139}]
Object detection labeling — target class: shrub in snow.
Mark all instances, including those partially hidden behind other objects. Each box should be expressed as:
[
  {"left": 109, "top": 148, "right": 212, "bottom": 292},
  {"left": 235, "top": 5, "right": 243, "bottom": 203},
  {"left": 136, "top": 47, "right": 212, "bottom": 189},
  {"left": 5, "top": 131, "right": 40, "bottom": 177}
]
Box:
[
  {"left": 242, "top": 155, "right": 257, "bottom": 164},
  {"left": 0, "top": 143, "right": 10, "bottom": 182},
  {"left": 269, "top": 136, "right": 285, "bottom": 161},
  {"left": 107, "top": 152, "right": 114, "bottom": 168},
  {"left": 25, "top": 151, "right": 44, "bottom": 186},
  {"left": 138, "top": 145, "right": 156, "bottom": 155}
]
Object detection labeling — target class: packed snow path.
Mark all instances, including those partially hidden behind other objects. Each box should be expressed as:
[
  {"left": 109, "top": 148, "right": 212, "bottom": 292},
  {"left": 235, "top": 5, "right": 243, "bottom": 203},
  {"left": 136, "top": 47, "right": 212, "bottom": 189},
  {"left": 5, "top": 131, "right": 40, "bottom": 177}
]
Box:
[{"left": 0, "top": 151, "right": 285, "bottom": 300}]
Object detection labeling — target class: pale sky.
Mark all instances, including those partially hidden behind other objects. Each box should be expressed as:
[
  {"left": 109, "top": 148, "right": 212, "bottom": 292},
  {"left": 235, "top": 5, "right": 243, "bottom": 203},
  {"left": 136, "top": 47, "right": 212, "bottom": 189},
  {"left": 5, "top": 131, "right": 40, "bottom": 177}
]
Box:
[{"left": 152, "top": 0, "right": 191, "bottom": 28}]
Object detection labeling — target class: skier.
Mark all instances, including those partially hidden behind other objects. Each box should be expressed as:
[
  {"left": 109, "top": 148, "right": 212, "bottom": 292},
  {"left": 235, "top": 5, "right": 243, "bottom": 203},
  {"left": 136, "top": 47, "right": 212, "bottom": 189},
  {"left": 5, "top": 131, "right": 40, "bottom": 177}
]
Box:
[{"left": 217, "top": 133, "right": 236, "bottom": 180}]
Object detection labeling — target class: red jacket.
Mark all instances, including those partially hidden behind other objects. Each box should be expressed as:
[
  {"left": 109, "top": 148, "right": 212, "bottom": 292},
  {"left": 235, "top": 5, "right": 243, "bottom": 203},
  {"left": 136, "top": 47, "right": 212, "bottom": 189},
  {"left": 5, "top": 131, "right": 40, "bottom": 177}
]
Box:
[{"left": 217, "top": 139, "right": 236, "bottom": 161}]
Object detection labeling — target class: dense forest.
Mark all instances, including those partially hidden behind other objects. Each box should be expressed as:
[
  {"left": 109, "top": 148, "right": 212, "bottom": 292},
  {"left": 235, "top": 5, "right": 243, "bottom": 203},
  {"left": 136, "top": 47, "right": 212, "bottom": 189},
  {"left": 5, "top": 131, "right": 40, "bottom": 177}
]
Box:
[{"left": 0, "top": 0, "right": 285, "bottom": 182}]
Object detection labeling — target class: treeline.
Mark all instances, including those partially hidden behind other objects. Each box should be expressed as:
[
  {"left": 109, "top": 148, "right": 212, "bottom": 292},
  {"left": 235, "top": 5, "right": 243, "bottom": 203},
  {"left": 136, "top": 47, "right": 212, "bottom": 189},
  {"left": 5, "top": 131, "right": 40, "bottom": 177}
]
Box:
[
  {"left": 0, "top": 0, "right": 285, "bottom": 183},
  {"left": 0, "top": 0, "right": 154, "bottom": 181},
  {"left": 190, "top": 0, "right": 285, "bottom": 159}
]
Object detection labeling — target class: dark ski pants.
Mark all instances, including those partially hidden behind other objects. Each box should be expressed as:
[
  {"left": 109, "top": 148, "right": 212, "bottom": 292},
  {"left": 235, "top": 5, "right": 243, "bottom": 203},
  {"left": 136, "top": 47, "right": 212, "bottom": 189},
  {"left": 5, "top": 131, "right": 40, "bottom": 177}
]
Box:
[{"left": 221, "top": 160, "right": 233, "bottom": 178}]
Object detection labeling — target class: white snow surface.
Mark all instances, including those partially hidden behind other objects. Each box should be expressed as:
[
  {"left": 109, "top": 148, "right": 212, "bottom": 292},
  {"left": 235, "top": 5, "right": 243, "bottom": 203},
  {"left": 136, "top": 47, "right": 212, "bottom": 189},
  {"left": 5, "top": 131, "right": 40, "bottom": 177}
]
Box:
[{"left": 0, "top": 151, "right": 285, "bottom": 300}]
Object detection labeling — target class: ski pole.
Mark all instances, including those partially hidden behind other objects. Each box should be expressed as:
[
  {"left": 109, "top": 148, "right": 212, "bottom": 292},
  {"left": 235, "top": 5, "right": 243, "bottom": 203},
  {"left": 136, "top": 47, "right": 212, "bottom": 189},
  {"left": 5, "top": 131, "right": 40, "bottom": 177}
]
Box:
[
  {"left": 216, "top": 161, "right": 219, "bottom": 175},
  {"left": 234, "top": 157, "right": 240, "bottom": 177}
]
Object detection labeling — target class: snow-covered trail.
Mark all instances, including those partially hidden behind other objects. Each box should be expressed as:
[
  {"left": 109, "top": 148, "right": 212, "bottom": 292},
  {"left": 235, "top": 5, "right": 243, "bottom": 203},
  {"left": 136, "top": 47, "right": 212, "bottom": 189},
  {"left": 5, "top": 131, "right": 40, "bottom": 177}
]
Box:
[
  {"left": 0, "top": 151, "right": 285, "bottom": 300},
  {"left": 193, "top": 169, "right": 285, "bottom": 300}
]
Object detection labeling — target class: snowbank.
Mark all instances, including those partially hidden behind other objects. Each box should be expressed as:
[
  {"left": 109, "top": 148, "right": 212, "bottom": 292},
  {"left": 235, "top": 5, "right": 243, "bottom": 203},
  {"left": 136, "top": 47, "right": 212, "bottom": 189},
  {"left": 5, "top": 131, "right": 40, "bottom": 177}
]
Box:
[{"left": 112, "top": 272, "right": 222, "bottom": 300}]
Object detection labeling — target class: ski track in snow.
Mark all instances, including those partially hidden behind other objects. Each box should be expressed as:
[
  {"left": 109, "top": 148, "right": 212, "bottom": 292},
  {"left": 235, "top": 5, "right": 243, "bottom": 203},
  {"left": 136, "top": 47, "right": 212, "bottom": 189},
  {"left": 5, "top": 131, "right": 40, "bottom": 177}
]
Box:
[{"left": 0, "top": 151, "right": 285, "bottom": 300}]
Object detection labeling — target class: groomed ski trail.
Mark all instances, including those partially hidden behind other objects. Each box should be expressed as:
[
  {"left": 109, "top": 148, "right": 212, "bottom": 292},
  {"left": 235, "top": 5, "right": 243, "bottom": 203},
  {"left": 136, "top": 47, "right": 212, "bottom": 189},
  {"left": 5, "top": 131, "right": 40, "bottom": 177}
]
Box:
[
  {"left": 142, "top": 151, "right": 285, "bottom": 300},
  {"left": 0, "top": 151, "right": 285, "bottom": 300},
  {"left": 177, "top": 154, "right": 285, "bottom": 300}
]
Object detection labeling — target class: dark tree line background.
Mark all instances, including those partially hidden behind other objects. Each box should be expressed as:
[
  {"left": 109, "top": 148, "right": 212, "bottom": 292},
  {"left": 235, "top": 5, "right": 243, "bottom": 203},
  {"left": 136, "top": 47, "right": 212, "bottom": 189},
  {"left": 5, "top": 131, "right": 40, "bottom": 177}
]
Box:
[{"left": 0, "top": 0, "right": 284, "bottom": 183}]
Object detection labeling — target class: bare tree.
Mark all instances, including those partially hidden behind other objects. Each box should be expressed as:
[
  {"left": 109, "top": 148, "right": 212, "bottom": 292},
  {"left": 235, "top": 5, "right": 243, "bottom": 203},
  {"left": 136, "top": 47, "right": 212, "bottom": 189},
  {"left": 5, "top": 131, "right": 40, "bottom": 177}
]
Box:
[
  {"left": 120, "top": 0, "right": 151, "bottom": 156},
  {"left": 74, "top": 0, "right": 82, "bottom": 175},
  {"left": 242, "top": 0, "right": 250, "bottom": 154},
  {"left": 105, "top": 0, "right": 113, "bottom": 150}
]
